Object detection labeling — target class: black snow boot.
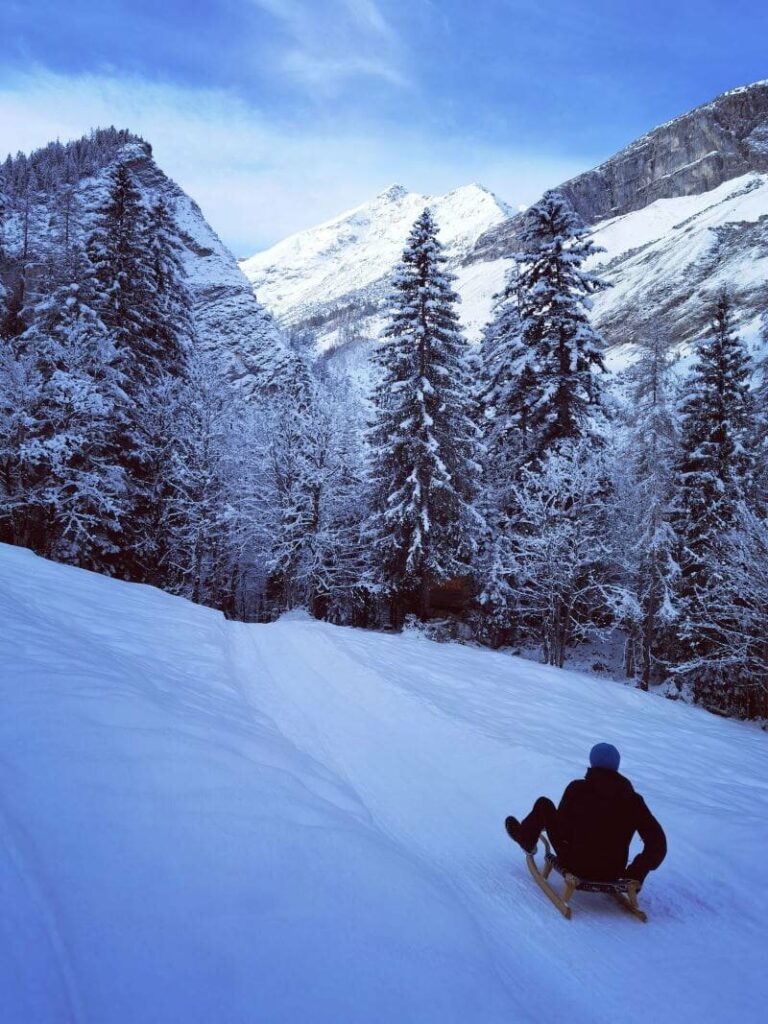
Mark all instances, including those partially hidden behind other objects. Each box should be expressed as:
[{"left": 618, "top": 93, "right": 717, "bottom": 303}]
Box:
[{"left": 505, "top": 816, "right": 536, "bottom": 854}]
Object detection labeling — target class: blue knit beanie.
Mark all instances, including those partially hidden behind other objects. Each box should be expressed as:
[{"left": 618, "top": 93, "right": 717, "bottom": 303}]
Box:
[{"left": 589, "top": 742, "right": 621, "bottom": 772}]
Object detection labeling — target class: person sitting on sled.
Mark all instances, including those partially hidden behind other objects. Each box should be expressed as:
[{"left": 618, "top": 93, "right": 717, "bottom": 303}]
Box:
[{"left": 505, "top": 743, "right": 667, "bottom": 887}]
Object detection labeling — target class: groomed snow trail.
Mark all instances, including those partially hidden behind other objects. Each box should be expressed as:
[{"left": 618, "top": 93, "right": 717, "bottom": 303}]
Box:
[
  {"left": 1, "top": 545, "right": 766, "bottom": 1023},
  {"left": 234, "top": 617, "right": 768, "bottom": 1024}
]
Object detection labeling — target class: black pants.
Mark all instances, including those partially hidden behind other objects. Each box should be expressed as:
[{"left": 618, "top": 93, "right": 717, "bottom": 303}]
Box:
[{"left": 518, "top": 796, "right": 565, "bottom": 855}]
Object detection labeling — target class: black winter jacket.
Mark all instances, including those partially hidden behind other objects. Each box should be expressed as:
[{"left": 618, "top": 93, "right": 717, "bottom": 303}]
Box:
[{"left": 555, "top": 767, "right": 666, "bottom": 883}]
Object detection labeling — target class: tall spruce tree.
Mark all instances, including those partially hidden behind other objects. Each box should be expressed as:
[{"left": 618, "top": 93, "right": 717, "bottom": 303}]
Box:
[
  {"left": 88, "top": 162, "right": 158, "bottom": 394},
  {"left": 479, "top": 269, "right": 533, "bottom": 494},
  {"left": 673, "top": 290, "right": 755, "bottom": 678},
  {"left": 367, "top": 208, "right": 483, "bottom": 620},
  {"left": 86, "top": 162, "right": 193, "bottom": 580},
  {"left": 513, "top": 191, "right": 608, "bottom": 462},
  {"left": 144, "top": 197, "right": 193, "bottom": 377}
]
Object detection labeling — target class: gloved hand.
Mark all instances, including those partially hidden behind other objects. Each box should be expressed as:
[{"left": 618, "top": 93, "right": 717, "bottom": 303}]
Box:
[{"left": 624, "top": 863, "right": 647, "bottom": 890}]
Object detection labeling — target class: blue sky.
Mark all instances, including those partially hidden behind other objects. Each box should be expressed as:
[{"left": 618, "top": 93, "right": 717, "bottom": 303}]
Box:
[{"left": 1, "top": 1, "right": 766, "bottom": 253}]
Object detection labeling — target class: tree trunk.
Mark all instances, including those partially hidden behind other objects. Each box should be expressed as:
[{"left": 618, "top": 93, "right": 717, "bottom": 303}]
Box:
[
  {"left": 418, "top": 576, "right": 431, "bottom": 621},
  {"left": 639, "top": 591, "right": 657, "bottom": 692}
]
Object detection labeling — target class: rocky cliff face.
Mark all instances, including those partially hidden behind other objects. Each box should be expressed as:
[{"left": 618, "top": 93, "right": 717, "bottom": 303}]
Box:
[
  {"left": 472, "top": 80, "right": 768, "bottom": 263},
  {"left": 566, "top": 80, "right": 768, "bottom": 219}
]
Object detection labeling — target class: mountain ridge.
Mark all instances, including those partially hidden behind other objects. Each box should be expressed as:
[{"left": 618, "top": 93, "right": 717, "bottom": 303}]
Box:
[
  {"left": 241, "top": 80, "right": 768, "bottom": 358},
  {"left": 472, "top": 78, "right": 768, "bottom": 262}
]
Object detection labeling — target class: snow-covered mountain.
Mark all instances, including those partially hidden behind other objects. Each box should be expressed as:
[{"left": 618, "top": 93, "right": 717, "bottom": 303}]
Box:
[
  {"left": 1, "top": 132, "right": 289, "bottom": 395},
  {"left": 239, "top": 182, "right": 513, "bottom": 349},
  {"left": 107, "top": 142, "right": 289, "bottom": 393},
  {"left": 242, "top": 81, "right": 768, "bottom": 358},
  {"left": 3, "top": 542, "right": 767, "bottom": 1021},
  {"left": 472, "top": 80, "right": 768, "bottom": 357}
]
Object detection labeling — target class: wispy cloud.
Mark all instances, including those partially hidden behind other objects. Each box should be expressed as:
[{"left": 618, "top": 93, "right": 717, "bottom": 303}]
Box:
[
  {"left": 0, "top": 68, "right": 591, "bottom": 254},
  {"left": 343, "top": 0, "right": 393, "bottom": 37},
  {"left": 250, "top": 0, "right": 407, "bottom": 91}
]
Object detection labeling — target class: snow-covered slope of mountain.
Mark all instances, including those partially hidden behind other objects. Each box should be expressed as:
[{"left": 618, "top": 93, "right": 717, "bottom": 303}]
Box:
[
  {"left": 590, "top": 171, "right": 768, "bottom": 354},
  {"left": 241, "top": 81, "right": 768, "bottom": 359},
  {"left": 2, "top": 541, "right": 767, "bottom": 1022},
  {"left": 471, "top": 170, "right": 768, "bottom": 366},
  {"left": 240, "top": 183, "right": 512, "bottom": 349}
]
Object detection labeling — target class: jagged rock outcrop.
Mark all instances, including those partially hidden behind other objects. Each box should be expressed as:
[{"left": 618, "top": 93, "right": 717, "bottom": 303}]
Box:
[
  {"left": 565, "top": 80, "right": 768, "bottom": 219},
  {"left": 86, "top": 142, "right": 290, "bottom": 395}
]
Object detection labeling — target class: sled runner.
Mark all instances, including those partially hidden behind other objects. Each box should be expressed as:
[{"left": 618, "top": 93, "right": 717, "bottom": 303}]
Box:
[{"left": 525, "top": 832, "right": 647, "bottom": 922}]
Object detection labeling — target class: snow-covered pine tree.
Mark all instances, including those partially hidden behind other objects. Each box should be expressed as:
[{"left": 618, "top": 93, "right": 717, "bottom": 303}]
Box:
[
  {"left": 130, "top": 196, "right": 196, "bottom": 586},
  {"left": 613, "top": 325, "right": 679, "bottom": 689},
  {"left": 150, "top": 348, "right": 256, "bottom": 615},
  {"left": 367, "top": 208, "right": 483, "bottom": 621},
  {"left": 86, "top": 162, "right": 193, "bottom": 581},
  {"left": 11, "top": 268, "right": 126, "bottom": 567},
  {"left": 87, "top": 162, "right": 159, "bottom": 394},
  {"left": 144, "top": 196, "right": 193, "bottom": 378},
  {"left": 475, "top": 276, "right": 527, "bottom": 644},
  {"left": 264, "top": 343, "right": 319, "bottom": 612},
  {"left": 478, "top": 268, "right": 539, "bottom": 492},
  {"left": 688, "top": 504, "right": 768, "bottom": 718},
  {"left": 672, "top": 289, "right": 756, "bottom": 698},
  {"left": 0, "top": 336, "right": 44, "bottom": 549},
  {"left": 509, "top": 440, "right": 617, "bottom": 667},
  {"left": 309, "top": 369, "right": 369, "bottom": 624},
  {"left": 513, "top": 191, "right": 608, "bottom": 462},
  {"left": 51, "top": 178, "right": 80, "bottom": 258},
  {"left": 258, "top": 339, "right": 368, "bottom": 622}
]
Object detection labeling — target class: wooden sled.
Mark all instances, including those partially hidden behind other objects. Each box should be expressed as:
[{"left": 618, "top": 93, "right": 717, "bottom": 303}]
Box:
[{"left": 526, "top": 832, "right": 647, "bottom": 922}]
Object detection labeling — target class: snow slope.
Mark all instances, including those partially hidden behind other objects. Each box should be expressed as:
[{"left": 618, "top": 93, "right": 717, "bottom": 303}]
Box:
[
  {"left": 2, "top": 543, "right": 767, "bottom": 1023},
  {"left": 468, "top": 170, "right": 768, "bottom": 369},
  {"left": 588, "top": 171, "right": 768, "bottom": 354}
]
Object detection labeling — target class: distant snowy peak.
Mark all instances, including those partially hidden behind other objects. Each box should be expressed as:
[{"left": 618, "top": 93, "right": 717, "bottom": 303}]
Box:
[{"left": 239, "top": 182, "right": 512, "bottom": 345}]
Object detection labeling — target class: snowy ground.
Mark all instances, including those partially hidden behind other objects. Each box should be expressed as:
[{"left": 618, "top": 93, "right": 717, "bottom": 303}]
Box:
[{"left": 2, "top": 544, "right": 766, "bottom": 1023}]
